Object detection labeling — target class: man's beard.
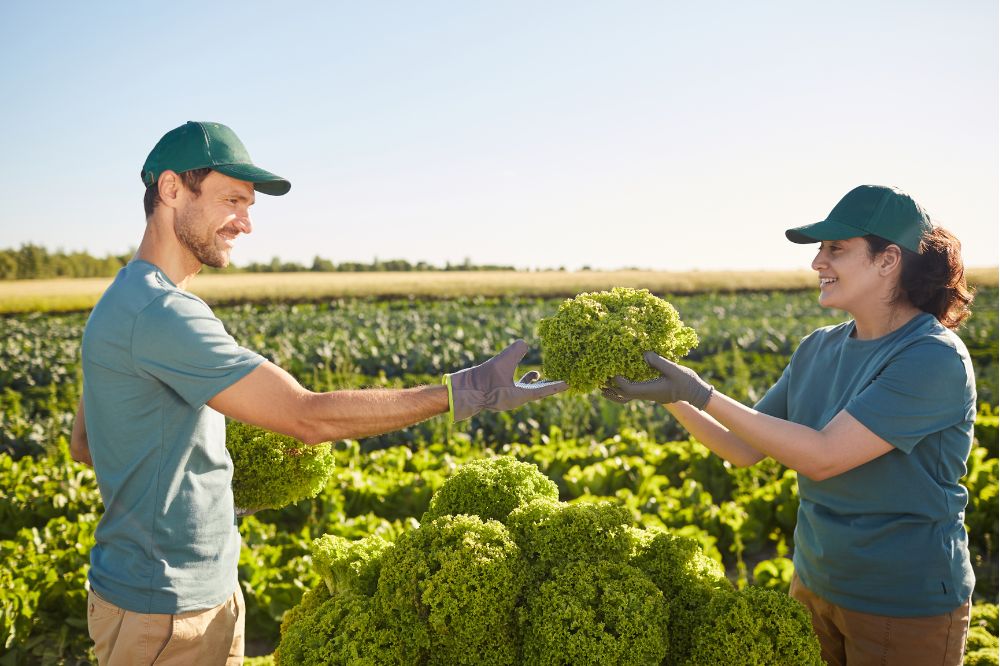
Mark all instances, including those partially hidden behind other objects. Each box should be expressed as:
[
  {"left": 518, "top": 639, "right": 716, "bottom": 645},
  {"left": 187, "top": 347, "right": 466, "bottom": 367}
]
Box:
[{"left": 175, "top": 203, "right": 229, "bottom": 268}]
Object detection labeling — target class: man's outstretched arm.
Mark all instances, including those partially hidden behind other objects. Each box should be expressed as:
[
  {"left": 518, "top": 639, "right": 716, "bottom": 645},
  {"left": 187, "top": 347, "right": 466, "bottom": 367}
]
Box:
[
  {"left": 208, "top": 340, "right": 567, "bottom": 444},
  {"left": 209, "top": 361, "right": 449, "bottom": 444}
]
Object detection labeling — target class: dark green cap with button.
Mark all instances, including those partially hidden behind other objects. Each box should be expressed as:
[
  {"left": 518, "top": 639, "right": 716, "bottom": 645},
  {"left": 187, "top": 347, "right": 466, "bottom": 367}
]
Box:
[
  {"left": 141, "top": 121, "right": 290, "bottom": 196},
  {"left": 785, "top": 185, "right": 932, "bottom": 253}
]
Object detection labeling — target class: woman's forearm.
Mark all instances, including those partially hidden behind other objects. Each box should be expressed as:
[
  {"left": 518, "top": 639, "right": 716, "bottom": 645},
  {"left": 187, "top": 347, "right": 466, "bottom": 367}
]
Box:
[
  {"left": 665, "top": 401, "right": 766, "bottom": 467},
  {"left": 701, "top": 391, "right": 892, "bottom": 481}
]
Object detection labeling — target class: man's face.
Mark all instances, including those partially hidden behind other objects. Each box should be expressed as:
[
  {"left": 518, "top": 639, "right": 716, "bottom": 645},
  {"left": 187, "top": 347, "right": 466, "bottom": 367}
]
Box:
[{"left": 174, "top": 171, "right": 255, "bottom": 268}]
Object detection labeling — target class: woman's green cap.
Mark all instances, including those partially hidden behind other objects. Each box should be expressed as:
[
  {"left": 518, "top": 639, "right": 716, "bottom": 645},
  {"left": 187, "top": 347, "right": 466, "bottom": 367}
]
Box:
[
  {"left": 141, "top": 121, "right": 291, "bottom": 196},
  {"left": 785, "top": 185, "right": 932, "bottom": 253}
]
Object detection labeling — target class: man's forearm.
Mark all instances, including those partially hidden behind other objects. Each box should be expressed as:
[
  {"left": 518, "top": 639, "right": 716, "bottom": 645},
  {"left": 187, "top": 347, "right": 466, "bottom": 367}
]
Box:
[
  {"left": 208, "top": 362, "right": 451, "bottom": 444},
  {"left": 299, "top": 384, "right": 449, "bottom": 444},
  {"left": 70, "top": 398, "right": 93, "bottom": 467}
]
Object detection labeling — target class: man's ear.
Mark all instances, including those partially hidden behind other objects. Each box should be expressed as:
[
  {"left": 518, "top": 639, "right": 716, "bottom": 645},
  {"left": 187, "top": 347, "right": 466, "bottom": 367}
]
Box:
[{"left": 157, "top": 170, "right": 182, "bottom": 209}]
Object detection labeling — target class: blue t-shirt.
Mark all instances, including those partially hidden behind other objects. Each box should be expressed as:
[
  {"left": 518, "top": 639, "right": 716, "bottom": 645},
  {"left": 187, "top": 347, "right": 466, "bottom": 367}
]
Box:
[
  {"left": 81, "top": 260, "right": 265, "bottom": 613},
  {"left": 755, "top": 312, "right": 976, "bottom": 617}
]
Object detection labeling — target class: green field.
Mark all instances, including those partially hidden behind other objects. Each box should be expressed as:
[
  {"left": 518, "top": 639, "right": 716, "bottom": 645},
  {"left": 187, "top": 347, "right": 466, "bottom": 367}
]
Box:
[{"left": 1, "top": 285, "right": 997, "bottom": 663}]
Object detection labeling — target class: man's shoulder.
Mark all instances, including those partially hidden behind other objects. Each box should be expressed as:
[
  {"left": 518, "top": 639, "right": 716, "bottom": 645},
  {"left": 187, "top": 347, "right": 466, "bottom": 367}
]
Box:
[{"left": 96, "top": 261, "right": 213, "bottom": 324}]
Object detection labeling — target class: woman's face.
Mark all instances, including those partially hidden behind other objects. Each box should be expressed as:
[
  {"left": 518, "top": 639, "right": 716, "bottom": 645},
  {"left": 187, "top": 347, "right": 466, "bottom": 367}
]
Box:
[{"left": 810, "top": 237, "right": 884, "bottom": 312}]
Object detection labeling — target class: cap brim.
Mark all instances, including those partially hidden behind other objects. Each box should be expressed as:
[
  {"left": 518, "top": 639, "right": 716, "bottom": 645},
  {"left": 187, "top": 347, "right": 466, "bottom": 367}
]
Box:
[
  {"left": 213, "top": 163, "right": 291, "bottom": 196},
  {"left": 785, "top": 219, "right": 865, "bottom": 244}
]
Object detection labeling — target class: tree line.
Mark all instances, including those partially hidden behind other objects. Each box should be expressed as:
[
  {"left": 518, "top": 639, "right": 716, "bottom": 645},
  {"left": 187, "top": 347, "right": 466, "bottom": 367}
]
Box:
[{"left": 0, "top": 244, "right": 516, "bottom": 280}]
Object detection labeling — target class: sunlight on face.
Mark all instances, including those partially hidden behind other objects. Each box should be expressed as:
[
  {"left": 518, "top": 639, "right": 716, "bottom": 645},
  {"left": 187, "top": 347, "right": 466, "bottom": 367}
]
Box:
[{"left": 174, "top": 172, "right": 255, "bottom": 268}]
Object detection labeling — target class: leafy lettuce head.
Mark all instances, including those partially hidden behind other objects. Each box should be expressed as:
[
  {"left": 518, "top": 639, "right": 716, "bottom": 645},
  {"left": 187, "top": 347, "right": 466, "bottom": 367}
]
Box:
[{"left": 537, "top": 287, "right": 698, "bottom": 393}]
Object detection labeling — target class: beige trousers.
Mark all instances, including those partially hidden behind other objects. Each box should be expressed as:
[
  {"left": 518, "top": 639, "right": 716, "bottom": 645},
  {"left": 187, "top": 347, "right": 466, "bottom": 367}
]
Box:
[
  {"left": 790, "top": 572, "right": 970, "bottom": 666},
  {"left": 87, "top": 586, "right": 245, "bottom": 666}
]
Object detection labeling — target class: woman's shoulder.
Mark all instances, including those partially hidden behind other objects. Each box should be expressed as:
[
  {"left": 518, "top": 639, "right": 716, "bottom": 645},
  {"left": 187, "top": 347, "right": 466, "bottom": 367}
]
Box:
[
  {"left": 899, "top": 313, "right": 971, "bottom": 359},
  {"left": 797, "top": 320, "right": 854, "bottom": 347}
]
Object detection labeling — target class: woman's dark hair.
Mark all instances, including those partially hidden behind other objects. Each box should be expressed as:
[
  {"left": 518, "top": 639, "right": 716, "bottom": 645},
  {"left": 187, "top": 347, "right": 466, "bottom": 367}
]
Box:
[
  {"left": 864, "top": 227, "right": 974, "bottom": 330},
  {"left": 142, "top": 167, "right": 213, "bottom": 218}
]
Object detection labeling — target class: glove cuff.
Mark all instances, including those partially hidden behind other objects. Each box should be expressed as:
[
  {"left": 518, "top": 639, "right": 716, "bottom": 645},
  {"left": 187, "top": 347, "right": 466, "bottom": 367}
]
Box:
[
  {"left": 442, "top": 373, "right": 457, "bottom": 423},
  {"left": 693, "top": 384, "right": 714, "bottom": 411},
  {"left": 443, "top": 371, "right": 486, "bottom": 421}
]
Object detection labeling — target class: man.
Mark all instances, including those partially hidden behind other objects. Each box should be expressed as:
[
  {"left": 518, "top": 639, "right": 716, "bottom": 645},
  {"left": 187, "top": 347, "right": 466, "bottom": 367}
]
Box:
[{"left": 70, "top": 120, "right": 566, "bottom": 665}]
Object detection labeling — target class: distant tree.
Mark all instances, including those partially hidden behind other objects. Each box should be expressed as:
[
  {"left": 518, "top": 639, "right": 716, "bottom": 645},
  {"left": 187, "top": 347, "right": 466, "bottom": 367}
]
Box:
[
  {"left": 0, "top": 245, "right": 518, "bottom": 279},
  {"left": 311, "top": 256, "right": 335, "bottom": 272},
  {"left": 0, "top": 251, "right": 16, "bottom": 279}
]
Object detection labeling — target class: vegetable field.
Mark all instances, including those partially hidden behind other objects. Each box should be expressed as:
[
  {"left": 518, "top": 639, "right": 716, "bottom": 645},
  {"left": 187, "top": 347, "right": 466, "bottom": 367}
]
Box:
[{"left": 1, "top": 287, "right": 997, "bottom": 664}]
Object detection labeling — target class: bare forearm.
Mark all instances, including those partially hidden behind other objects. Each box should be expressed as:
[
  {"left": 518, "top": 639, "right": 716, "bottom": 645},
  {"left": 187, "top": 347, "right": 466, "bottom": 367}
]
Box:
[
  {"left": 300, "top": 385, "right": 449, "bottom": 444},
  {"left": 702, "top": 391, "right": 830, "bottom": 478},
  {"left": 70, "top": 398, "right": 93, "bottom": 467},
  {"left": 665, "top": 401, "right": 765, "bottom": 467}
]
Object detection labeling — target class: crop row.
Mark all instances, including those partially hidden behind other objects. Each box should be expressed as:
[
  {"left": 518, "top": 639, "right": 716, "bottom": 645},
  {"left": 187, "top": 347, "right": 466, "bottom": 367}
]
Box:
[
  {"left": 2, "top": 415, "right": 996, "bottom": 663},
  {"left": 2, "top": 289, "right": 997, "bottom": 458}
]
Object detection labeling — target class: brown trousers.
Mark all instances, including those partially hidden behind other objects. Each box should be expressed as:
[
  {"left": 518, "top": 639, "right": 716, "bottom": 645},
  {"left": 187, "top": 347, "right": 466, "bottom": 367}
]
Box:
[
  {"left": 789, "top": 572, "right": 970, "bottom": 666},
  {"left": 87, "top": 586, "right": 245, "bottom": 666}
]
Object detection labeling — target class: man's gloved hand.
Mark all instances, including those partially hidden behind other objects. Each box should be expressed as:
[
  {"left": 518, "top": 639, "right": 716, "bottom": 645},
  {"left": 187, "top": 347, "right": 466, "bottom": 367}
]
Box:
[
  {"left": 444, "top": 340, "right": 568, "bottom": 421},
  {"left": 602, "top": 351, "right": 714, "bottom": 410}
]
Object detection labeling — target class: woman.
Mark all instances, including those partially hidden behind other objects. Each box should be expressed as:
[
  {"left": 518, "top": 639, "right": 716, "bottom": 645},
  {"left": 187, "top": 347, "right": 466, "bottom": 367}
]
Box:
[{"left": 605, "top": 184, "right": 976, "bottom": 666}]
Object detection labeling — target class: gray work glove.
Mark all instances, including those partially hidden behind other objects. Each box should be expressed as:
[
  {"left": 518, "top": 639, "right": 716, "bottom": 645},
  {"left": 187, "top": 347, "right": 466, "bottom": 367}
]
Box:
[
  {"left": 602, "top": 351, "right": 714, "bottom": 410},
  {"left": 444, "top": 340, "right": 568, "bottom": 421}
]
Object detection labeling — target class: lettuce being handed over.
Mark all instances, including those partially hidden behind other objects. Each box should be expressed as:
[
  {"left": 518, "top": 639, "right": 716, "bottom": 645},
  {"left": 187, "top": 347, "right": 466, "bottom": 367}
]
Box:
[{"left": 536, "top": 287, "right": 698, "bottom": 393}]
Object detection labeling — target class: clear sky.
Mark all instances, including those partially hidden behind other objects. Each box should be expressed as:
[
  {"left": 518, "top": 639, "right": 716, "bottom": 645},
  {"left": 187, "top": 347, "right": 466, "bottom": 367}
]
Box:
[{"left": 1, "top": 1, "right": 997, "bottom": 271}]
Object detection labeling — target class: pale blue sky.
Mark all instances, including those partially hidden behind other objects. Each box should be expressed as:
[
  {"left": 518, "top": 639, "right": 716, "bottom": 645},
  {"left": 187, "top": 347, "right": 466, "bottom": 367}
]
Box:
[{"left": 1, "top": 1, "right": 996, "bottom": 271}]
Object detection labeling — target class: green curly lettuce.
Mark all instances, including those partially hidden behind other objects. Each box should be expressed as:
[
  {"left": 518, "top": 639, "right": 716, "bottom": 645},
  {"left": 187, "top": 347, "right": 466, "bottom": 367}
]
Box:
[
  {"left": 422, "top": 456, "right": 559, "bottom": 524},
  {"left": 519, "top": 560, "right": 670, "bottom": 665},
  {"left": 310, "top": 533, "right": 392, "bottom": 598},
  {"left": 226, "top": 420, "right": 336, "bottom": 512},
  {"left": 965, "top": 647, "right": 1000, "bottom": 666},
  {"left": 536, "top": 287, "right": 699, "bottom": 393},
  {"left": 971, "top": 602, "right": 999, "bottom": 636},
  {"left": 375, "top": 514, "right": 527, "bottom": 665},
  {"left": 630, "top": 529, "right": 732, "bottom": 663},
  {"left": 276, "top": 457, "right": 826, "bottom": 665},
  {"left": 685, "top": 585, "right": 823, "bottom": 666},
  {"left": 273, "top": 582, "right": 394, "bottom": 666},
  {"left": 506, "top": 498, "right": 634, "bottom": 575}
]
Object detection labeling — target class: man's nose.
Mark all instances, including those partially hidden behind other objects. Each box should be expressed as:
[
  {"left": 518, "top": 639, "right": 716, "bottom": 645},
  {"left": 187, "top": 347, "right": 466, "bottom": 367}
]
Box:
[{"left": 232, "top": 215, "right": 253, "bottom": 235}]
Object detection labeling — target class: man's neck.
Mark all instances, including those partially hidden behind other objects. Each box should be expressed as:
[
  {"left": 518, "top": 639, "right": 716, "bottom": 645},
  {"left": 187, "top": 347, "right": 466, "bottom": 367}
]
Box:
[{"left": 134, "top": 217, "right": 202, "bottom": 290}]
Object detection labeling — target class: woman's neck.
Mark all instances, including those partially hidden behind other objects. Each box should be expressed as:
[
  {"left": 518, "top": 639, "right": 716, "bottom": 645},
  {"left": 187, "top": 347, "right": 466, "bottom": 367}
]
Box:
[{"left": 851, "top": 301, "right": 923, "bottom": 340}]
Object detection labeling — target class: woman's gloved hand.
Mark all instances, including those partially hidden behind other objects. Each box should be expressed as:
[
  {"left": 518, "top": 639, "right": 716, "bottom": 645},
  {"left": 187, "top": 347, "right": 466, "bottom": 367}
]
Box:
[{"left": 602, "top": 351, "right": 714, "bottom": 410}]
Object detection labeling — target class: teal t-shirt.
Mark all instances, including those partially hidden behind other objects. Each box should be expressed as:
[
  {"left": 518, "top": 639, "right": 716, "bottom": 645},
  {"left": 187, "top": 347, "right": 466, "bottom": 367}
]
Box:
[
  {"left": 81, "top": 260, "right": 265, "bottom": 613},
  {"left": 755, "top": 312, "right": 976, "bottom": 617}
]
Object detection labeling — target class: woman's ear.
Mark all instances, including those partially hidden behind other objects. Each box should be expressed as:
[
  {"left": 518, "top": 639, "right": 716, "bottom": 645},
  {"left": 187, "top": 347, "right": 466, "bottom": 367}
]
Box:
[{"left": 879, "top": 244, "right": 903, "bottom": 276}]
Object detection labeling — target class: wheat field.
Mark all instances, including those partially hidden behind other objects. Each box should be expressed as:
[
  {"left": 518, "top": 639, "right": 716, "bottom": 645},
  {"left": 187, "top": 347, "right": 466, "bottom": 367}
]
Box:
[{"left": 1, "top": 267, "right": 996, "bottom": 314}]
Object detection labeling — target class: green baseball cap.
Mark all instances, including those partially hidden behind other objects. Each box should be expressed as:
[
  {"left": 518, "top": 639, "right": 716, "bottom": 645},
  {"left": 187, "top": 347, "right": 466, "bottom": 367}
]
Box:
[
  {"left": 785, "top": 185, "right": 932, "bottom": 253},
  {"left": 141, "top": 121, "right": 291, "bottom": 196}
]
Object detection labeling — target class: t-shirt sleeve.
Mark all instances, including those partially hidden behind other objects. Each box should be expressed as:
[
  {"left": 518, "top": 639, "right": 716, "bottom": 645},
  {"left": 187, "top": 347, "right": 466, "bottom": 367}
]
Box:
[
  {"left": 754, "top": 366, "right": 790, "bottom": 419},
  {"left": 845, "top": 341, "right": 972, "bottom": 454},
  {"left": 132, "top": 292, "right": 266, "bottom": 407}
]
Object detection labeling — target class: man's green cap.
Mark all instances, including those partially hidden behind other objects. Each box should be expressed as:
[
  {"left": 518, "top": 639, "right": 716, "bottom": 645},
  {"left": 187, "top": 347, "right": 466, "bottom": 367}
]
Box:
[
  {"left": 141, "top": 121, "right": 290, "bottom": 196},
  {"left": 785, "top": 185, "right": 932, "bottom": 253}
]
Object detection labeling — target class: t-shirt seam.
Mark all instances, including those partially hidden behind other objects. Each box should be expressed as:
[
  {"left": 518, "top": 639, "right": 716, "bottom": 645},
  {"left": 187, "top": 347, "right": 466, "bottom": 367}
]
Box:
[
  {"left": 143, "top": 394, "right": 168, "bottom": 612},
  {"left": 132, "top": 287, "right": 254, "bottom": 407},
  {"left": 130, "top": 290, "right": 176, "bottom": 375}
]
